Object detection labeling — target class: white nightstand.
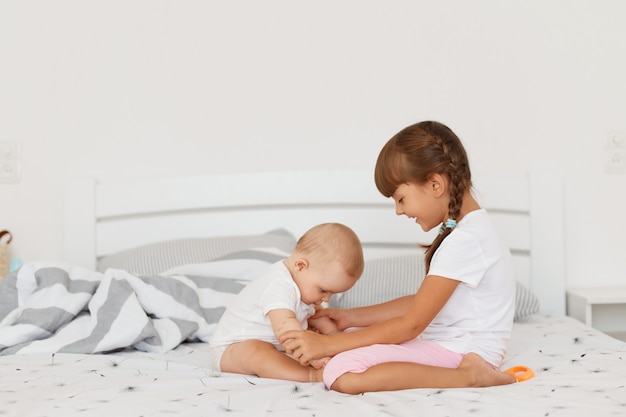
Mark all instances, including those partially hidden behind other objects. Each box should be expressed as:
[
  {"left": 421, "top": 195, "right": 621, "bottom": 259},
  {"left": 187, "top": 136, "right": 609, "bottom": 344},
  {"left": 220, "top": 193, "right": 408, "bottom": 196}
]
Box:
[{"left": 567, "top": 287, "right": 626, "bottom": 341}]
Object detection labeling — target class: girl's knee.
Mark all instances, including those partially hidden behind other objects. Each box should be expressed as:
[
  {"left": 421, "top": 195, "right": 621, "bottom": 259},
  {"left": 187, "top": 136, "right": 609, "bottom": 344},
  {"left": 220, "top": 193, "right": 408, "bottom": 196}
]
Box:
[
  {"left": 330, "top": 373, "right": 363, "bottom": 395},
  {"left": 322, "top": 348, "right": 380, "bottom": 388}
]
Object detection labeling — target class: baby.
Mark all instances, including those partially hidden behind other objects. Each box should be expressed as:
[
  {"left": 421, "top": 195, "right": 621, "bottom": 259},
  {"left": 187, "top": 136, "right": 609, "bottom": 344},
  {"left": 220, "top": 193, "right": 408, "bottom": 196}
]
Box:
[{"left": 208, "top": 222, "right": 364, "bottom": 382}]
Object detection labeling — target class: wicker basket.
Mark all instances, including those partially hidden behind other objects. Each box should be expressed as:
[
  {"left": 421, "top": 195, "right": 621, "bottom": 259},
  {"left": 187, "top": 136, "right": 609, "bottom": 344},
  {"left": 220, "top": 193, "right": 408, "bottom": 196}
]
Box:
[{"left": 0, "top": 230, "right": 12, "bottom": 278}]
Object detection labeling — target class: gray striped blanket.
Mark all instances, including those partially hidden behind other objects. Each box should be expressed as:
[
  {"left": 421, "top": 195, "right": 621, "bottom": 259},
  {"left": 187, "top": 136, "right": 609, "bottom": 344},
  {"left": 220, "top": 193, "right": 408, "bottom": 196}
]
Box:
[{"left": 0, "top": 251, "right": 283, "bottom": 355}]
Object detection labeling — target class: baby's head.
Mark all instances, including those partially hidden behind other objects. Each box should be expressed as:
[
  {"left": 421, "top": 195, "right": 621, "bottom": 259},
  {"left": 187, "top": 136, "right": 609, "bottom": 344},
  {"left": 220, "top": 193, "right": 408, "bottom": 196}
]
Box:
[{"left": 287, "top": 223, "right": 364, "bottom": 305}]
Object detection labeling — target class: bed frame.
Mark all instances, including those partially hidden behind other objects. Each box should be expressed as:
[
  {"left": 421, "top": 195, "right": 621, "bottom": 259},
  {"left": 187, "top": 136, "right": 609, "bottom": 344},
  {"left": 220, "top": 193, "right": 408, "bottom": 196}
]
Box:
[{"left": 63, "top": 170, "right": 565, "bottom": 315}]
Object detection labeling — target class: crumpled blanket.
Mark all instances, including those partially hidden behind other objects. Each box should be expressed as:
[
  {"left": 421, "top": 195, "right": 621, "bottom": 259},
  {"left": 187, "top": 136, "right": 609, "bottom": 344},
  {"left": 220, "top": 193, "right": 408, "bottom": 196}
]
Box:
[{"left": 0, "top": 262, "right": 238, "bottom": 355}]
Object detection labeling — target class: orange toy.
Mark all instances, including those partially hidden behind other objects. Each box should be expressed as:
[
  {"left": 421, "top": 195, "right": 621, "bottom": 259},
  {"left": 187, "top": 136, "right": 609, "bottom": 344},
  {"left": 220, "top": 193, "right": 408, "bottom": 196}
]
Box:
[{"left": 505, "top": 366, "right": 535, "bottom": 382}]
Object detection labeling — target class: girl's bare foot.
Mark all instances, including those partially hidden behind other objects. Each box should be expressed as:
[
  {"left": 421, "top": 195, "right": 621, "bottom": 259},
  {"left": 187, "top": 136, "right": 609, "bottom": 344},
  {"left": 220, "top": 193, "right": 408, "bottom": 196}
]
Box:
[{"left": 459, "top": 353, "right": 516, "bottom": 387}]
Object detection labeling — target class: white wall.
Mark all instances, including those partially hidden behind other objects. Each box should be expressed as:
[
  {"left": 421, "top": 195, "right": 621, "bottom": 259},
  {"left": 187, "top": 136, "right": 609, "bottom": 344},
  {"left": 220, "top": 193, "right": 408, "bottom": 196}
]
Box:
[{"left": 1, "top": 0, "right": 625, "bottom": 289}]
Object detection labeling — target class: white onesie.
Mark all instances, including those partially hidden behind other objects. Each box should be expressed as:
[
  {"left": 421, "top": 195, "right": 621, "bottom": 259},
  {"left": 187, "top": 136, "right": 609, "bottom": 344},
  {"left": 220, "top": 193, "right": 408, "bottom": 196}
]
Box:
[{"left": 209, "top": 261, "right": 315, "bottom": 370}]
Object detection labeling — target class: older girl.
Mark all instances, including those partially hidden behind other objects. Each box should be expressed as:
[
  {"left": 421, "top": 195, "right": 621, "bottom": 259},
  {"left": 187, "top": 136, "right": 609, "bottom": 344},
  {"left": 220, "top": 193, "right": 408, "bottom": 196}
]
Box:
[{"left": 282, "top": 121, "right": 517, "bottom": 393}]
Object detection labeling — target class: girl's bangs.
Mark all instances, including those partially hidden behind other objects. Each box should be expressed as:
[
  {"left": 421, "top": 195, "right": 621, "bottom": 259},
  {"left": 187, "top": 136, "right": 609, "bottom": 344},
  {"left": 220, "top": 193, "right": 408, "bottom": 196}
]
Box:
[{"left": 374, "top": 145, "right": 408, "bottom": 198}]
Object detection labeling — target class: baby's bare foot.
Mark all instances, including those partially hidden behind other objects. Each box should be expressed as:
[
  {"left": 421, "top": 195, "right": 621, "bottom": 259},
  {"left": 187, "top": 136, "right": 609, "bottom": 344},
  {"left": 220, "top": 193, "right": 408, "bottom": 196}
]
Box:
[
  {"left": 309, "top": 356, "right": 330, "bottom": 370},
  {"left": 308, "top": 367, "right": 324, "bottom": 383},
  {"left": 459, "top": 353, "right": 516, "bottom": 387}
]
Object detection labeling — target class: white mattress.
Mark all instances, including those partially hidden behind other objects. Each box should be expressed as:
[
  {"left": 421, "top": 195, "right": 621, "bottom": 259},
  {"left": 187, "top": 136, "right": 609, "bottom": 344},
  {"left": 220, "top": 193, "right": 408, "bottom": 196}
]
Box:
[{"left": 1, "top": 314, "right": 624, "bottom": 417}]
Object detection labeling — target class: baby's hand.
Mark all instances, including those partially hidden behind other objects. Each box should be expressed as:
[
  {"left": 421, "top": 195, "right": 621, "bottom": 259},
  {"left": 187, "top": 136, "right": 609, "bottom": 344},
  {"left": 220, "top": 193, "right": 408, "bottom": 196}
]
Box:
[{"left": 309, "top": 356, "right": 331, "bottom": 369}]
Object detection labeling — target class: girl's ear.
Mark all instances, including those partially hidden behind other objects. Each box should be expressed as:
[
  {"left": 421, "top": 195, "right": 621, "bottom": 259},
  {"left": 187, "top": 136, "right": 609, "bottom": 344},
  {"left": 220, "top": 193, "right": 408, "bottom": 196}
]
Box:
[{"left": 428, "top": 173, "right": 446, "bottom": 197}]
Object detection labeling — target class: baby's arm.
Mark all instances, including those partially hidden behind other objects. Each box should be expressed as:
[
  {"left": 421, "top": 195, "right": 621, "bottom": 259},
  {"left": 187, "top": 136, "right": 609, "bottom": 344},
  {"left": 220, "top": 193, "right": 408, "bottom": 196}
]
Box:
[
  {"left": 268, "top": 308, "right": 306, "bottom": 340},
  {"left": 267, "top": 309, "right": 332, "bottom": 369}
]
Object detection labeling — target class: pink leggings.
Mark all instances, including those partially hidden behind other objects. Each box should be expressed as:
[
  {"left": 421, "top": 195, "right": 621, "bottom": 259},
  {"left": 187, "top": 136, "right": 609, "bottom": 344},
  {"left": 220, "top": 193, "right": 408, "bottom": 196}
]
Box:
[{"left": 322, "top": 338, "right": 463, "bottom": 389}]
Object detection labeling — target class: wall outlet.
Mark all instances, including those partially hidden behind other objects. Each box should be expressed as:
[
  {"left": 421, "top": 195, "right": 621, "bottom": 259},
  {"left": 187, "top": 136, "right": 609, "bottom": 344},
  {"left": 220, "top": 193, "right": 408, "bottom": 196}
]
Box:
[
  {"left": 0, "top": 160, "right": 20, "bottom": 180},
  {"left": 0, "top": 141, "right": 21, "bottom": 183},
  {"left": 605, "top": 131, "right": 626, "bottom": 174},
  {"left": 606, "top": 150, "right": 626, "bottom": 174}
]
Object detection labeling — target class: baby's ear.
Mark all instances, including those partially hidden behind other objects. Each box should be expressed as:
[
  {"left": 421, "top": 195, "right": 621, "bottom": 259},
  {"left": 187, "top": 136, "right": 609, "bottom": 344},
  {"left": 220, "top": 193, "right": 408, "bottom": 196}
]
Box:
[{"left": 295, "top": 259, "right": 309, "bottom": 271}]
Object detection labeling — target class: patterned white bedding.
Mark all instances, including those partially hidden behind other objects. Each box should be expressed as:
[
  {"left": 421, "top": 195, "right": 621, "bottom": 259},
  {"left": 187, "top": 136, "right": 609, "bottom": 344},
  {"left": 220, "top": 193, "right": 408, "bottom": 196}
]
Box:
[{"left": 1, "top": 314, "right": 625, "bottom": 417}]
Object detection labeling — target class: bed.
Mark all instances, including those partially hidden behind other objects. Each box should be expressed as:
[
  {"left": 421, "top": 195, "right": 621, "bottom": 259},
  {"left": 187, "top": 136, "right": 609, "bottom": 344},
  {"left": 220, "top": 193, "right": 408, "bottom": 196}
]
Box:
[{"left": 1, "top": 170, "right": 625, "bottom": 417}]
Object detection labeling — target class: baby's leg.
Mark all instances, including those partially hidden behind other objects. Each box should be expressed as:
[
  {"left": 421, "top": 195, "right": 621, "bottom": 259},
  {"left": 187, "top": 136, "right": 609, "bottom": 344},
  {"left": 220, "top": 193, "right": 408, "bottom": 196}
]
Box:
[{"left": 220, "top": 340, "right": 321, "bottom": 383}]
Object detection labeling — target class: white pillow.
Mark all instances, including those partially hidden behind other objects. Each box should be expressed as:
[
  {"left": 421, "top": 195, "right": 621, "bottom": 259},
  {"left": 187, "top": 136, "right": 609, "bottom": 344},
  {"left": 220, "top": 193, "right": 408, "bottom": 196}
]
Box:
[{"left": 163, "top": 247, "right": 290, "bottom": 334}]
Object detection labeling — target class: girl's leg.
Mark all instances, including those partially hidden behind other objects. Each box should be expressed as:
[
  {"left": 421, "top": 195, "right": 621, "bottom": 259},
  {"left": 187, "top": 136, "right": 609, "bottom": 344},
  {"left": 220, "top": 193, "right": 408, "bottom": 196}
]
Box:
[
  {"left": 220, "top": 340, "right": 322, "bottom": 382},
  {"left": 331, "top": 353, "right": 515, "bottom": 394},
  {"left": 323, "top": 340, "right": 515, "bottom": 394},
  {"left": 323, "top": 339, "right": 461, "bottom": 388}
]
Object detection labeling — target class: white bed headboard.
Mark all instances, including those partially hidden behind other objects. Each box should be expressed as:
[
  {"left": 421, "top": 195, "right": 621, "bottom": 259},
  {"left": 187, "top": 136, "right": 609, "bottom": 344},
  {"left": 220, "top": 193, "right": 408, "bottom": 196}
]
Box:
[{"left": 64, "top": 170, "right": 565, "bottom": 315}]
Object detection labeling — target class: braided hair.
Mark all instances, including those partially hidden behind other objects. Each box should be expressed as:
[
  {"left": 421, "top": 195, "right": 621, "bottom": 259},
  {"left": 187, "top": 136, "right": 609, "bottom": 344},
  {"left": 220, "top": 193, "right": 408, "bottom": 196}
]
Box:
[{"left": 374, "top": 121, "right": 472, "bottom": 270}]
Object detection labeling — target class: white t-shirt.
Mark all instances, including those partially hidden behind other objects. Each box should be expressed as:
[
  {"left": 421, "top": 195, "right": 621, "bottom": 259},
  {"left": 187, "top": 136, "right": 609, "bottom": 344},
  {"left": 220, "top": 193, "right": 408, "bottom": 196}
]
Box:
[
  {"left": 210, "top": 261, "right": 316, "bottom": 350},
  {"left": 421, "top": 208, "right": 515, "bottom": 366}
]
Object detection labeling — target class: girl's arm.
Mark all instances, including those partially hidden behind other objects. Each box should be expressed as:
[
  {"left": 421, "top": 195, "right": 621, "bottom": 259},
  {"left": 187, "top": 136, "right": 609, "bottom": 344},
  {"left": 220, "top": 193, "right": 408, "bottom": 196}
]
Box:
[
  {"left": 313, "top": 295, "right": 415, "bottom": 330},
  {"left": 281, "top": 275, "right": 459, "bottom": 363}
]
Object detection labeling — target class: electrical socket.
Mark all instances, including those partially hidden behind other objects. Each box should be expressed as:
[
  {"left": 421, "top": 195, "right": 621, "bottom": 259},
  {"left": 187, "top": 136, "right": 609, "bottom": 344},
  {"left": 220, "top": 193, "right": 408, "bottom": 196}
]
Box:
[
  {"left": 0, "top": 141, "right": 21, "bottom": 183},
  {"left": 0, "top": 160, "right": 20, "bottom": 182},
  {"left": 605, "top": 131, "right": 626, "bottom": 174},
  {"left": 606, "top": 150, "right": 626, "bottom": 174}
]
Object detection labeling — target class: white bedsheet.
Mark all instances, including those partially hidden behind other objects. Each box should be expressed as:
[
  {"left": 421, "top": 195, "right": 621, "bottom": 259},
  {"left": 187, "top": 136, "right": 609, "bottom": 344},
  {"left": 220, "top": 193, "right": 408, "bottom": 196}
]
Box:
[{"left": 1, "top": 315, "right": 625, "bottom": 417}]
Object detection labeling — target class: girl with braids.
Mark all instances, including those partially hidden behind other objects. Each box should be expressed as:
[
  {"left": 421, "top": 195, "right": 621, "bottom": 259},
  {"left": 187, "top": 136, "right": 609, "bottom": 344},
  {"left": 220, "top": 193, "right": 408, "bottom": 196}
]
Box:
[{"left": 281, "top": 121, "right": 517, "bottom": 393}]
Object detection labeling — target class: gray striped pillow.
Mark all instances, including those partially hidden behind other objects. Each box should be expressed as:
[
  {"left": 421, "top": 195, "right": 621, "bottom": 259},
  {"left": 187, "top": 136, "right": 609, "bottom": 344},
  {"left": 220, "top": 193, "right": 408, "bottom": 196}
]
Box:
[
  {"left": 514, "top": 281, "right": 540, "bottom": 320},
  {"left": 330, "top": 254, "right": 424, "bottom": 310},
  {"left": 331, "top": 253, "right": 540, "bottom": 321},
  {"left": 96, "top": 229, "right": 296, "bottom": 276}
]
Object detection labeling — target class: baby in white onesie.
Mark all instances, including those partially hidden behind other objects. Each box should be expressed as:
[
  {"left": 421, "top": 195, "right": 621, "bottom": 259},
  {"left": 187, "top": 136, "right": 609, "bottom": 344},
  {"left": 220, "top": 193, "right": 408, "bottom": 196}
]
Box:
[{"left": 209, "top": 222, "right": 364, "bottom": 383}]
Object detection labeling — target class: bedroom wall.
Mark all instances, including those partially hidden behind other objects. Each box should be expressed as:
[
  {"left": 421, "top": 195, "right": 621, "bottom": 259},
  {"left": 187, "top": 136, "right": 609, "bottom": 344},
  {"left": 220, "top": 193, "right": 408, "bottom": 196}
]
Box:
[{"left": 1, "top": 0, "right": 625, "bottom": 290}]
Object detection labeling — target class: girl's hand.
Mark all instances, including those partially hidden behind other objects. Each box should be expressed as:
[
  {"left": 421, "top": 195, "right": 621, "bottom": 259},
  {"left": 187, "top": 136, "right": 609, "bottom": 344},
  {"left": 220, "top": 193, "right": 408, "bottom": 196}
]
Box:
[{"left": 280, "top": 330, "right": 331, "bottom": 365}]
